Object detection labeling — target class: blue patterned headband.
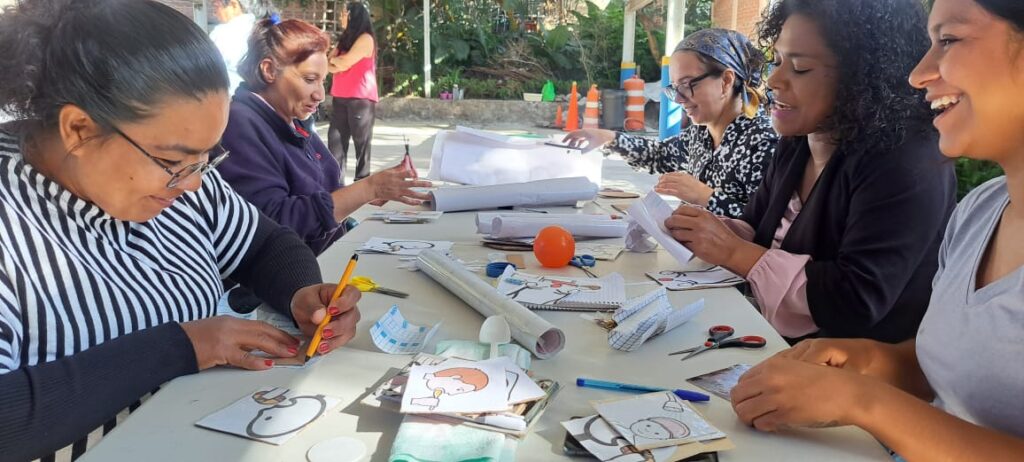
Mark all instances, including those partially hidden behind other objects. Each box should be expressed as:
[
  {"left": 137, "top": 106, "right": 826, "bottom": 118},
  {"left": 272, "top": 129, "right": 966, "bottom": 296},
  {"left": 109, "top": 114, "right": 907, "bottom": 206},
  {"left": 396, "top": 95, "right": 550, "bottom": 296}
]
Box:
[{"left": 674, "top": 28, "right": 764, "bottom": 88}]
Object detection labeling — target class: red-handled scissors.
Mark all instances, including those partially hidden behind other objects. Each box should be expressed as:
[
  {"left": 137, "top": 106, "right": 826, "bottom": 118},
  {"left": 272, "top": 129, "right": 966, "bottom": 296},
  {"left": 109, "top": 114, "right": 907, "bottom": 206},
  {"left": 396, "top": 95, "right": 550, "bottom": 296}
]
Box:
[{"left": 668, "top": 325, "right": 766, "bottom": 361}]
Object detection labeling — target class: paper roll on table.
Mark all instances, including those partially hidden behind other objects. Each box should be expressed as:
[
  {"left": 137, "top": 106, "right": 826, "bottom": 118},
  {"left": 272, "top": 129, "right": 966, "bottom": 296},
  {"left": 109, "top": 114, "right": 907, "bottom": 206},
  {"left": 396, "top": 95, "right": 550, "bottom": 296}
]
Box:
[
  {"left": 429, "top": 177, "right": 598, "bottom": 213},
  {"left": 483, "top": 215, "right": 627, "bottom": 239},
  {"left": 416, "top": 249, "right": 566, "bottom": 359}
]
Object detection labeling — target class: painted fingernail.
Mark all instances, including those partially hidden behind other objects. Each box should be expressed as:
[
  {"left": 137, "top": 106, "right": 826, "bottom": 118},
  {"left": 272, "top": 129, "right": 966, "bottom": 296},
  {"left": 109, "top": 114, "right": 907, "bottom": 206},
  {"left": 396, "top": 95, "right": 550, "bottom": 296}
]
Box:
[
  {"left": 264, "top": 359, "right": 274, "bottom": 367},
  {"left": 319, "top": 343, "right": 330, "bottom": 353},
  {"left": 329, "top": 307, "right": 341, "bottom": 316},
  {"left": 287, "top": 346, "right": 297, "bottom": 355},
  {"left": 323, "top": 329, "right": 334, "bottom": 339}
]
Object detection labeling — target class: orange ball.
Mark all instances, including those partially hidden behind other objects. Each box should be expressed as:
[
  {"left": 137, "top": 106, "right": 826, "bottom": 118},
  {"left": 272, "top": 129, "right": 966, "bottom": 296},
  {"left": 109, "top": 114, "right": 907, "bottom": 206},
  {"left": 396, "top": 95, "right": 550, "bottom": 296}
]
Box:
[{"left": 533, "top": 226, "right": 576, "bottom": 268}]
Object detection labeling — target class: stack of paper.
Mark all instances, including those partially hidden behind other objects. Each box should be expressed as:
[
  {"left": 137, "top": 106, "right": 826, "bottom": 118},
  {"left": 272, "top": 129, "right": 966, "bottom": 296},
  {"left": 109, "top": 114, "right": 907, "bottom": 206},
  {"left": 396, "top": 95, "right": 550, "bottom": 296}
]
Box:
[
  {"left": 561, "top": 392, "right": 734, "bottom": 461},
  {"left": 362, "top": 353, "right": 559, "bottom": 437},
  {"left": 496, "top": 267, "right": 626, "bottom": 311}
]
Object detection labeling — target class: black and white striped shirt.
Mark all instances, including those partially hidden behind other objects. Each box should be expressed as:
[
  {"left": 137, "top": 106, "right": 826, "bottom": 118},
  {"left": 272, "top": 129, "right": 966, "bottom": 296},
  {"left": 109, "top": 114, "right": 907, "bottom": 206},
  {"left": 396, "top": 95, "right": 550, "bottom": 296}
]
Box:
[{"left": 0, "top": 131, "right": 258, "bottom": 372}]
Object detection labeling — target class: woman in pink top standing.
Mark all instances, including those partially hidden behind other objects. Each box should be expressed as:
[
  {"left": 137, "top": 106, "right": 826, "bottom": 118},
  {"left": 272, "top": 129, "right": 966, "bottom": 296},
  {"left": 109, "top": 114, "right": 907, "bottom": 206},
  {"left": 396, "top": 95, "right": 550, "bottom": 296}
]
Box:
[{"left": 328, "top": 1, "right": 377, "bottom": 183}]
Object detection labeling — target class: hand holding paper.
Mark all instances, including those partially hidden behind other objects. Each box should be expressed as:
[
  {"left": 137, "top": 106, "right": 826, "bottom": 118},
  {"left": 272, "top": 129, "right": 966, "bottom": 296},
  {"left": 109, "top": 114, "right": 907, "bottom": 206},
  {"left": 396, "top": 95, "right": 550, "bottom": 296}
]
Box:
[{"left": 663, "top": 205, "right": 765, "bottom": 275}]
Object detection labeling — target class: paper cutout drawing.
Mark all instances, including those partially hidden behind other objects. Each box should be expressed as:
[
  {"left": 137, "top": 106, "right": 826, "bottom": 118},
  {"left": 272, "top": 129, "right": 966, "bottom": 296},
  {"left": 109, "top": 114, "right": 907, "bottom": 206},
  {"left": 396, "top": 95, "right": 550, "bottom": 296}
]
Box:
[
  {"left": 196, "top": 387, "right": 341, "bottom": 445},
  {"left": 561, "top": 415, "right": 676, "bottom": 462},
  {"left": 646, "top": 267, "right": 743, "bottom": 291},
  {"left": 503, "top": 276, "right": 602, "bottom": 305},
  {"left": 360, "top": 237, "right": 454, "bottom": 256},
  {"left": 409, "top": 367, "right": 489, "bottom": 410},
  {"left": 594, "top": 391, "right": 726, "bottom": 450}
]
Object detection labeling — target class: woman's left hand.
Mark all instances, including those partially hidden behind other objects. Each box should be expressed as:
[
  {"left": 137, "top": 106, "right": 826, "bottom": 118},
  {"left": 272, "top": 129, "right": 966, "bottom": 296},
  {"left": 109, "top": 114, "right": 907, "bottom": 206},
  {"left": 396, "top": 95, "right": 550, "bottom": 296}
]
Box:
[
  {"left": 655, "top": 172, "right": 715, "bottom": 206},
  {"left": 290, "top": 284, "right": 362, "bottom": 355},
  {"left": 665, "top": 205, "right": 746, "bottom": 267},
  {"left": 731, "top": 356, "right": 875, "bottom": 431}
]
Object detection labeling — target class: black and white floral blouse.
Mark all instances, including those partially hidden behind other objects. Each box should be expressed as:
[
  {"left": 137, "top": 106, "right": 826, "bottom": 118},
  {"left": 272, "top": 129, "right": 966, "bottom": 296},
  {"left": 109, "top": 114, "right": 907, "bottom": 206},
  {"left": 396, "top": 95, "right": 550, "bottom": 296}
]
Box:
[{"left": 604, "top": 111, "right": 778, "bottom": 218}]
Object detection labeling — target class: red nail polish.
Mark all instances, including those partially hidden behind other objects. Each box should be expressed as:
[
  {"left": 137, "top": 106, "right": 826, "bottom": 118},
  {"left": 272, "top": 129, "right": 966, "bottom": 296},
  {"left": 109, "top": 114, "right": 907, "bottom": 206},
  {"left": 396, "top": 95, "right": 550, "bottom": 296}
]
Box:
[
  {"left": 287, "top": 346, "right": 297, "bottom": 355},
  {"left": 323, "top": 329, "right": 334, "bottom": 339},
  {"left": 319, "top": 343, "right": 330, "bottom": 353},
  {"left": 329, "top": 307, "right": 341, "bottom": 316},
  {"left": 264, "top": 359, "right": 274, "bottom": 367}
]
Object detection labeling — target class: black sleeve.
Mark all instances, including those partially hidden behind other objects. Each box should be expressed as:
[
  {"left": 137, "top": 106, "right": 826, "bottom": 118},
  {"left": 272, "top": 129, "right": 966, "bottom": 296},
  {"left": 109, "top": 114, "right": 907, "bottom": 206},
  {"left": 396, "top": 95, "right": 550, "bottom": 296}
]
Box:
[
  {"left": 228, "top": 212, "right": 323, "bottom": 317},
  {"left": 0, "top": 323, "right": 197, "bottom": 461}
]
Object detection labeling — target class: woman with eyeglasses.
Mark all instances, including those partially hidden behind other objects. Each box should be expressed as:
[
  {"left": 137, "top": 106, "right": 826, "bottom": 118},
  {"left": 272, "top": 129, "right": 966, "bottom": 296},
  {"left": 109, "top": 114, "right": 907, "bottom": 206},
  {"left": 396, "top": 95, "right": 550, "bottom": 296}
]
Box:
[
  {"left": 217, "top": 17, "right": 431, "bottom": 259},
  {"left": 0, "top": 1, "right": 361, "bottom": 459},
  {"left": 665, "top": 0, "right": 956, "bottom": 343},
  {"left": 730, "top": 1, "right": 1024, "bottom": 459},
  {"left": 564, "top": 29, "right": 778, "bottom": 218}
]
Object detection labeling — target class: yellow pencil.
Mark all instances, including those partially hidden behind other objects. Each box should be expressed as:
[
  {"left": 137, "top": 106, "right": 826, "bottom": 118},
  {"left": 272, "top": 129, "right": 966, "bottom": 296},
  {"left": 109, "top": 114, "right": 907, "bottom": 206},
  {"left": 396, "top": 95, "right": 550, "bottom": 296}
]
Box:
[{"left": 305, "top": 254, "right": 359, "bottom": 363}]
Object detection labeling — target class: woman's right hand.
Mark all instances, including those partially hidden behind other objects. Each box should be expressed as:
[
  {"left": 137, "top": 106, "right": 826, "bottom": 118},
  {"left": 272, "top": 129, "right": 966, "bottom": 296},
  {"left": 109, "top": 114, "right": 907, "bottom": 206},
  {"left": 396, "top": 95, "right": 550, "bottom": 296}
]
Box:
[
  {"left": 777, "top": 338, "right": 886, "bottom": 376},
  {"left": 366, "top": 164, "right": 433, "bottom": 205},
  {"left": 179, "top": 317, "right": 300, "bottom": 371},
  {"left": 562, "top": 129, "right": 615, "bottom": 153}
]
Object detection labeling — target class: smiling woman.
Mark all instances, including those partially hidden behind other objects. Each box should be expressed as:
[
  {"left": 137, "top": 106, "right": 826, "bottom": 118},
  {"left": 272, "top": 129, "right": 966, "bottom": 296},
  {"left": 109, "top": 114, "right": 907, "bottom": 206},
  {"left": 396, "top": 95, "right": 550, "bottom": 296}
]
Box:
[{"left": 0, "top": 1, "right": 362, "bottom": 460}]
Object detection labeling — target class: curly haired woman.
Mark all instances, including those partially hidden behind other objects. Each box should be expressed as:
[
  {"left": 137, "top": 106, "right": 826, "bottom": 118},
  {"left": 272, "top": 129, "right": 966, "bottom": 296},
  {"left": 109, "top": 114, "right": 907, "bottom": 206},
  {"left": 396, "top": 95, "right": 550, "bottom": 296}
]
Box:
[{"left": 665, "top": 0, "right": 957, "bottom": 342}]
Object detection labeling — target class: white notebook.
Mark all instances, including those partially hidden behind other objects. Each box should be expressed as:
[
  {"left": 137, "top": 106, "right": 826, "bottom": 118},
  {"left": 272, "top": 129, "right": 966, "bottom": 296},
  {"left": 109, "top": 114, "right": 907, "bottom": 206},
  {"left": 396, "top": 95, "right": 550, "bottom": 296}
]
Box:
[{"left": 495, "top": 267, "right": 625, "bottom": 311}]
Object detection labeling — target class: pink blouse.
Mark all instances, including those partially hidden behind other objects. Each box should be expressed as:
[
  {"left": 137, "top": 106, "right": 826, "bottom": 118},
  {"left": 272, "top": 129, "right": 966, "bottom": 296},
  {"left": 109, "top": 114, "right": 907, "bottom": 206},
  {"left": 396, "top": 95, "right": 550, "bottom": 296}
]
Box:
[{"left": 723, "top": 192, "right": 818, "bottom": 338}]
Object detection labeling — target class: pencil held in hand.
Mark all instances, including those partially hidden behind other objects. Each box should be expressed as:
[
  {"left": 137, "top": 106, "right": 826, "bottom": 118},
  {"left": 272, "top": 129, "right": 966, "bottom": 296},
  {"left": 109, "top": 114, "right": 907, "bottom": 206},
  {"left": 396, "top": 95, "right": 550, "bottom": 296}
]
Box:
[{"left": 305, "top": 254, "right": 359, "bottom": 363}]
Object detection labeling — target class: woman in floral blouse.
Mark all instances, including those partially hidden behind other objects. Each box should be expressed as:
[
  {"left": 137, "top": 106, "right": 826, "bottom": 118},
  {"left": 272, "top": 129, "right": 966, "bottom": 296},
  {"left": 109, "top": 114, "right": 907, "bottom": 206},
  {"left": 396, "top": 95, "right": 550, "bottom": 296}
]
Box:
[{"left": 565, "top": 28, "right": 778, "bottom": 218}]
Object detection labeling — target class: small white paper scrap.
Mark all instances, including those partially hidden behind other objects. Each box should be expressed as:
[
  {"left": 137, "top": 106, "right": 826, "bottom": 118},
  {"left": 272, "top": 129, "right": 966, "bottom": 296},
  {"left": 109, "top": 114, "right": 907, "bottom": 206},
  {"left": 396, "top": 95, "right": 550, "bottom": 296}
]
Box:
[
  {"left": 196, "top": 387, "right": 341, "bottom": 445},
  {"left": 646, "top": 266, "right": 744, "bottom": 290},
  {"left": 370, "top": 305, "right": 441, "bottom": 355},
  {"left": 360, "top": 237, "right": 454, "bottom": 256}
]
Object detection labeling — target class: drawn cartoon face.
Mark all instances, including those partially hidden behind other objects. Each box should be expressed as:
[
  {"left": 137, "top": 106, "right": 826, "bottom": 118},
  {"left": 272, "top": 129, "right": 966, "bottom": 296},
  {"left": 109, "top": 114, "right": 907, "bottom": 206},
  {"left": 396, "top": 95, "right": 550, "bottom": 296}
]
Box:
[
  {"left": 246, "top": 395, "right": 328, "bottom": 439},
  {"left": 629, "top": 417, "right": 690, "bottom": 441},
  {"left": 426, "top": 375, "right": 475, "bottom": 395}
]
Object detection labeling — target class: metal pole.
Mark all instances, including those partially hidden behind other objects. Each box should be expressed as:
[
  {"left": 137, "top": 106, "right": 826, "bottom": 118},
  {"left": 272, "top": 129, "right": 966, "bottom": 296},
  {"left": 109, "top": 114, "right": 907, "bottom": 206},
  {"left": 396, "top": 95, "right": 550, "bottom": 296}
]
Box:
[
  {"left": 659, "top": 0, "right": 686, "bottom": 139},
  {"left": 620, "top": 9, "right": 637, "bottom": 88},
  {"left": 423, "top": 0, "right": 432, "bottom": 98}
]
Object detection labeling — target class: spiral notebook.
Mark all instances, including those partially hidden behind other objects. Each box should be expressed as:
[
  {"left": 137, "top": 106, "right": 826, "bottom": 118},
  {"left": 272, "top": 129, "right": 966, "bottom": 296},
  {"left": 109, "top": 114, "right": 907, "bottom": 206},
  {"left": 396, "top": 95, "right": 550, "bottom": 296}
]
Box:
[{"left": 495, "top": 267, "right": 625, "bottom": 311}]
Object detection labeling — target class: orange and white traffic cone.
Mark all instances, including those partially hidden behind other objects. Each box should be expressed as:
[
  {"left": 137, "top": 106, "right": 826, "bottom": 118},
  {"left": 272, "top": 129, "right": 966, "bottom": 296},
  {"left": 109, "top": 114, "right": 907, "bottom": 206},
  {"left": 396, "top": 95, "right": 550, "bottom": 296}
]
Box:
[
  {"left": 624, "top": 75, "right": 646, "bottom": 132},
  {"left": 583, "top": 84, "right": 600, "bottom": 129},
  {"left": 564, "top": 82, "right": 581, "bottom": 132},
  {"left": 553, "top": 103, "right": 564, "bottom": 128}
]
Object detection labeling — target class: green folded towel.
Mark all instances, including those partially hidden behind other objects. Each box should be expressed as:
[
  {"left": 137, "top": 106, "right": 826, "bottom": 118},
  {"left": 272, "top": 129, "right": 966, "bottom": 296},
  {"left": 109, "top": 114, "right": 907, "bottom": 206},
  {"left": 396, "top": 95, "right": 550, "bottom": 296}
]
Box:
[{"left": 389, "top": 415, "right": 517, "bottom": 462}]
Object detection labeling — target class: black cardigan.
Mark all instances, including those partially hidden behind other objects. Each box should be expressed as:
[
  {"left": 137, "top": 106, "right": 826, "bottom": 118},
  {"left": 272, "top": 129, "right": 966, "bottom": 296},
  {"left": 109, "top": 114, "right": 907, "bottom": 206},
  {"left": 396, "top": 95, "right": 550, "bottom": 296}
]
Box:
[{"left": 741, "top": 133, "right": 956, "bottom": 342}]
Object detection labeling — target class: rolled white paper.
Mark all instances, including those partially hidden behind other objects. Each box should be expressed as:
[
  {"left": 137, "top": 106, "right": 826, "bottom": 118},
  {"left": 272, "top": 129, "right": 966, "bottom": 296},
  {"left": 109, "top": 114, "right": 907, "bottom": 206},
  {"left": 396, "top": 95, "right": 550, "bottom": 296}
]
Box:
[
  {"left": 489, "top": 216, "right": 628, "bottom": 239},
  {"left": 415, "top": 249, "right": 566, "bottom": 359},
  {"left": 429, "top": 177, "right": 598, "bottom": 213},
  {"left": 475, "top": 212, "right": 610, "bottom": 235}
]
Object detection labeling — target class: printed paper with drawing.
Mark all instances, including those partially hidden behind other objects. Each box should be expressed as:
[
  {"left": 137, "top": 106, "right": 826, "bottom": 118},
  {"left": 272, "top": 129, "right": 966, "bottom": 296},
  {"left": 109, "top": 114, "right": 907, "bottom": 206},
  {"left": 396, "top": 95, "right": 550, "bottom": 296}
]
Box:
[
  {"left": 561, "top": 415, "right": 676, "bottom": 462},
  {"left": 479, "top": 357, "right": 546, "bottom": 405},
  {"left": 647, "top": 266, "right": 744, "bottom": 291},
  {"left": 400, "top": 359, "right": 510, "bottom": 414},
  {"left": 359, "top": 237, "right": 454, "bottom": 256},
  {"left": 196, "top": 387, "right": 341, "bottom": 445},
  {"left": 575, "top": 243, "right": 625, "bottom": 261},
  {"left": 593, "top": 391, "right": 726, "bottom": 450},
  {"left": 686, "top": 364, "right": 753, "bottom": 401},
  {"left": 370, "top": 305, "right": 441, "bottom": 355},
  {"left": 496, "top": 267, "right": 625, "bottom": 311}
]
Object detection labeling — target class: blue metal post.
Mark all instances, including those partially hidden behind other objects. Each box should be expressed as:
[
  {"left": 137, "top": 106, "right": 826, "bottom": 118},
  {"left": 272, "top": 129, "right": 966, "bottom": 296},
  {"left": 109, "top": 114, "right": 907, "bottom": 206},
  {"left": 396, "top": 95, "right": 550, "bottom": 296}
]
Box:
[{"left": 659, "top": 56, "right": 682, "bottom": 139}]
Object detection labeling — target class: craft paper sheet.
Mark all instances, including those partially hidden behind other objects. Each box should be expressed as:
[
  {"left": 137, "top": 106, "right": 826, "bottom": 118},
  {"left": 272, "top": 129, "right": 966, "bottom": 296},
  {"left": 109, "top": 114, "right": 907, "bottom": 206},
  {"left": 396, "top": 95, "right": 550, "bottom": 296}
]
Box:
[
  {"left": 429, "top": 176, "right": 598, "bottom": 213},
  {"left": 561, "top": 415, "right": 675, "bottom": 462},
  {"left": 608, "top": 288, "right": 705, "bottom": 352},
  {"left": 626, "top": 192, "right": 694, "bottom": 263},
  {"left": 593, "top": 391, "right": 726, "bottom": 450},
  {"left": 360, "top": 237, "right": 454, "bottom": 256},
  {"left": 575, "top": 243, "right": 625, "bottom": 261},
  {"left": 427, "top": 127, "right": 603, "bottom": 186},
  {"left": 647, "top": 266, "right": 744, "bottom": 290},
  {"left": 482, "top": 357, "right": 547, "bottom": 405},
  {"left": 196, "top": 387, "right": 341, "bottom": 445},
  {"left": 401, "top": 359, "right": 510, "bottom": 414},
  {"left": 496, "top": 267, "right": 626, "bottom": 311},
  {"left": 686, "top": 364, "right": 753, "bottom": 401},
  {"left": 370, "top": 305, "right": 441, "bottom": 355},
  {"left": 415, "top": 250, "right": 565, "bottom": 359}
]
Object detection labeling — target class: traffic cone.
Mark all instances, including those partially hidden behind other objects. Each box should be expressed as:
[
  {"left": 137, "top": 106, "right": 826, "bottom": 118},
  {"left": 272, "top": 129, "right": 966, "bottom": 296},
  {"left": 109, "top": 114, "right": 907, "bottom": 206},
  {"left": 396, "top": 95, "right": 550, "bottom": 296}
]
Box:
[
  {"left": 583, "top": 84, "right": 600, "bottom": 129},
  {"left": 553, "top": 103, "right": 564, "bottom": 128},
  {"left": 624, "top": 75, "right": 646, "bottom": 132},
  {"left": 564, "top": 81, "right": 580, "bottom": 131}
]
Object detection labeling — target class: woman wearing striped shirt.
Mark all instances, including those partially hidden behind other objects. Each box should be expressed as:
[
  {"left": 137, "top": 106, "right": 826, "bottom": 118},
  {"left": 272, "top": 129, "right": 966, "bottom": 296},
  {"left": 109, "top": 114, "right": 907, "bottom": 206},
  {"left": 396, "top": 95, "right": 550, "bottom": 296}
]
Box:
[{"left": 0, "top": 0, "right": 361, "bottom": 460}]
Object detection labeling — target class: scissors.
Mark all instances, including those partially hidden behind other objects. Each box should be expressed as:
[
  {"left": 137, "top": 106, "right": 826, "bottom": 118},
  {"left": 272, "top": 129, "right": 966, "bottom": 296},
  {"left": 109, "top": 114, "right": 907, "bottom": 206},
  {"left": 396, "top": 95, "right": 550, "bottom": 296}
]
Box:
[
  {"left": 350, "top": 276, "right": 409, "bottom": 298},
  {"left": 569, "top": 254, "right": 597, "bottom": 278},
  {"left": 668, "top": 325, "right": 766, "bottom": 361}
]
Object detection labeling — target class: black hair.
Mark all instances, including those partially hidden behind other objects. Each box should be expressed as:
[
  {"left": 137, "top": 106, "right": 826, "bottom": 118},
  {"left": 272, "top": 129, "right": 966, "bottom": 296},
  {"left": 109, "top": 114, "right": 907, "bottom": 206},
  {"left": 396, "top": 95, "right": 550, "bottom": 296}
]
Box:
[
  {"left": 758, "top": 0, "right": 934, "bottom": 157},
  {"left": 0, "top": 0, "right": 228, "bottom": 135},
  {"left": 335, "top": 2, "right": 375, "bottom": 55},
  {"left": 975, "top": 0, "right": 1024, "bottom": 31}
]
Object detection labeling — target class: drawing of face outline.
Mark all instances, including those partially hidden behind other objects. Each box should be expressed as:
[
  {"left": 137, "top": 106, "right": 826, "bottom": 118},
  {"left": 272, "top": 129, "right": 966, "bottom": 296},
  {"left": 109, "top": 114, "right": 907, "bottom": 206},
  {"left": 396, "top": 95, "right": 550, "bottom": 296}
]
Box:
[
  {"left": 629, "top": 417, "right": 690, "bottom": 441},
  {"left": 383, "top": 240, "right": 436, "bottom": 252},
  {"left": 246, "top": 394, "right": 328, "bottom": 439}
]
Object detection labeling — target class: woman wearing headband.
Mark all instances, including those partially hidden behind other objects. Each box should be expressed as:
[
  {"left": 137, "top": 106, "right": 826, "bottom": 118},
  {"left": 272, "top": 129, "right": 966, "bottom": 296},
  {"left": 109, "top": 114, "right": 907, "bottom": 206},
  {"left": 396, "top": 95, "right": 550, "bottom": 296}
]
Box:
[{"left": 564, "top": 28, "right": 777, "bottom": 218}]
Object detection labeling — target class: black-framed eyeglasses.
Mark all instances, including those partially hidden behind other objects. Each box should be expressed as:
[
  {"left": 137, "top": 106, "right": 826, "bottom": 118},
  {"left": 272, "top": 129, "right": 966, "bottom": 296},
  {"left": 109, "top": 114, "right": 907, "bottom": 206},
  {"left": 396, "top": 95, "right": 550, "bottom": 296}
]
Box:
[
  {"left": 111, "top": 126, "right": 230, "bottom": 189},
  {"left": 663, "top": 72, "right": 714, "bottom": 101}
]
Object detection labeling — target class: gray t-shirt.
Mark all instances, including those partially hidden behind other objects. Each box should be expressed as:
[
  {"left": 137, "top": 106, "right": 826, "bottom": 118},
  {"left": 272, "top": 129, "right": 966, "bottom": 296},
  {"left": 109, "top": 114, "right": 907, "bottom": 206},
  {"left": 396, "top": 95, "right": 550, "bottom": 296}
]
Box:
[{"left": 917, "top": 176, "right": 1024, "bottom": 437}]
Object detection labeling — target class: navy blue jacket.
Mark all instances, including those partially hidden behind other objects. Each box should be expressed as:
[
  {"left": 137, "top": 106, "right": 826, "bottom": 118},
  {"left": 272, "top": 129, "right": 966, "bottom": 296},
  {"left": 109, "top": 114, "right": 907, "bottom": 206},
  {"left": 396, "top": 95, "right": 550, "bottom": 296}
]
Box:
[{"left": 218, "top": 87, "right": 344, "bottom": 255}]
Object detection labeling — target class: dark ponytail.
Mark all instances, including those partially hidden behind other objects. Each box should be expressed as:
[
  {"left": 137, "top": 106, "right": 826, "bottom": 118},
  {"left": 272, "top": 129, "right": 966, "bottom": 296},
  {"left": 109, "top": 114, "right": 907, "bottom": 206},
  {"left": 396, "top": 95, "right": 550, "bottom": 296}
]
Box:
[
  {"left": 336, "top": 2, "right": 375, "bottom": 54},
  {"left": 0, "top": 0, "right": 228, "bottom": 133},
  {"left": 974, "top": 0, "right": 1024, "bottom": 31}
]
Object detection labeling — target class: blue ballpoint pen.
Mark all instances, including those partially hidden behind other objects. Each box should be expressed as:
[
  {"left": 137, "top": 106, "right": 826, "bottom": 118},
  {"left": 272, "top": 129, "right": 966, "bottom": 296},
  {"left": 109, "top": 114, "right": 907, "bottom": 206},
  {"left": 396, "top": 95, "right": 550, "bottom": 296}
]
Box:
[{"left": 576, "top": 377, "right": 710, "bottom": 402}]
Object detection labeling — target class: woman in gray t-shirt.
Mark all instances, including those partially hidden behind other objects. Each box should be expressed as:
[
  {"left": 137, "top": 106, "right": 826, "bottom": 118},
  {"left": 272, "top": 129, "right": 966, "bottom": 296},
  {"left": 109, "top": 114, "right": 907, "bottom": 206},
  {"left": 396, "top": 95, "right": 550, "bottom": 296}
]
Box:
[{"left": 727, "top": 0, "right": 1024, "bottom": 459}]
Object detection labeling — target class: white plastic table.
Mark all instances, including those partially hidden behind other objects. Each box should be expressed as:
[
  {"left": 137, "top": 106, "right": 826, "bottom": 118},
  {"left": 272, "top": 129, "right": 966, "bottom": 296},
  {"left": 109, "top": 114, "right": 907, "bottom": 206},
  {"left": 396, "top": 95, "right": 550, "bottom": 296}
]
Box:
[{"left": 82, "top": 201, "right": 889, "bottom": 461}]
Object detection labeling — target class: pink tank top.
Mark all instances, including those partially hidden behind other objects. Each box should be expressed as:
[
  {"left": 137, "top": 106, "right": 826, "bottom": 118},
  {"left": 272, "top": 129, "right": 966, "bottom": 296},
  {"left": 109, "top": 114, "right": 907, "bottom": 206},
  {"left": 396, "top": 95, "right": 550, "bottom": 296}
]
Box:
[{"left": 330, "top": 39, "right": 378, "bottom": 102}]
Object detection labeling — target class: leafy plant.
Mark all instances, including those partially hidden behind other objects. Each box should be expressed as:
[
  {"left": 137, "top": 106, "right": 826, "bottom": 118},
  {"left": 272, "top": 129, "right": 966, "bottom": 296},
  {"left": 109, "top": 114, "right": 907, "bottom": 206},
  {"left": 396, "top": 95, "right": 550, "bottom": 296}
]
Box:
[{"left": 955, "top": 158, "right": 1003, "bottom": 200}]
